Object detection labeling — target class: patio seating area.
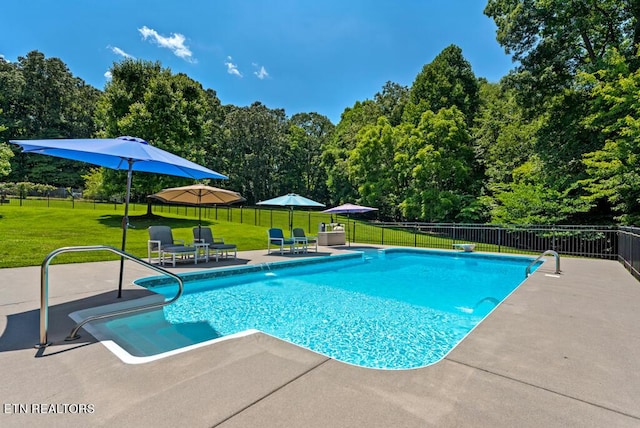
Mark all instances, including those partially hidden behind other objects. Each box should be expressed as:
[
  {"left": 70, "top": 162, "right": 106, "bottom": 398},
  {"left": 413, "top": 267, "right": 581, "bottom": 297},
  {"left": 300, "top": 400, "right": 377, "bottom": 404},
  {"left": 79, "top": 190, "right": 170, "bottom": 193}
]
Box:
[{"left": 193, "top": 227, "right": 237, "bottom": 261}]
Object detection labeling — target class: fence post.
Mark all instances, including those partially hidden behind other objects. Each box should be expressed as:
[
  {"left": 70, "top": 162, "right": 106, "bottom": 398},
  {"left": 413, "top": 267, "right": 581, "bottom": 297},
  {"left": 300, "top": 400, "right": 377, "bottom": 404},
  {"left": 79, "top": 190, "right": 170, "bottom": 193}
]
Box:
[
  {"left": 381, "top": 225, "right": 385, "bottom": 246},
  {"left": 414, "top": 225, "right": 417, "bottom": 247},
  {"left": 353, "top": 220, "right": 356, "bottom": 243},
  {"left": 240, "top": 206, "right": 243, "bottom": 224}
]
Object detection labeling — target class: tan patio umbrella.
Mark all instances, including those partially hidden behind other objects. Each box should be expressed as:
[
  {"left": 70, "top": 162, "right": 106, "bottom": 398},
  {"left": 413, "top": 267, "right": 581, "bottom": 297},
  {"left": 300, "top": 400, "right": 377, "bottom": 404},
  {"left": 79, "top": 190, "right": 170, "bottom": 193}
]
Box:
[{"left": 150, "top": 184, "right": 245, "bottom": 237}]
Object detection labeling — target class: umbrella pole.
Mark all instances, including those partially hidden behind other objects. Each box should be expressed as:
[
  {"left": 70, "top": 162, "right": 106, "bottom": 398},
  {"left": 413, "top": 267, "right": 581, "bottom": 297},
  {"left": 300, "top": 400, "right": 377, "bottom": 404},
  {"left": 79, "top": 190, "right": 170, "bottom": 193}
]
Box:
[
  {"left": 198, "top": 192, "right": 202, "bottom": 239},
  {"left": 117, "top": 160, "right": 133, "bottom": 298}
]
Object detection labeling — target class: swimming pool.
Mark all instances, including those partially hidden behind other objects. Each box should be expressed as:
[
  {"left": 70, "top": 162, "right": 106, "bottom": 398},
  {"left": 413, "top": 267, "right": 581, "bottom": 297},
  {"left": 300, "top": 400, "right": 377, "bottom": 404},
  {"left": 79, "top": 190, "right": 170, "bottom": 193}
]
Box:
[{"left": 78, "top": 249, "right": 539, "bottom": 369}]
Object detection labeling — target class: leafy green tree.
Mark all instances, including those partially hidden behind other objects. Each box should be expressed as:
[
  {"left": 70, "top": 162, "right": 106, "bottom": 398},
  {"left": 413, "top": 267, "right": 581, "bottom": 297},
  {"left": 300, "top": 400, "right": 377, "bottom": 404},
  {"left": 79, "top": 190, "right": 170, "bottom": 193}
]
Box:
[
  {"left": 580, "top": 49, "right": 640, "bottom": 224},
  {"left": 81, "top": 168, "right": 108, "bottom": 200},
  {"left": 483, "top": 0, "right": 640, "bottom": 224},
  {"left": 0, "top": 111, "right": 12, "bottom": 177},
  {"left": 535, "top": 90, "right": 603, "bottom": 189},
  {"left": 472, "top": 80, "right": 546, "bottom": 222},
  {"left": 486, "top": 156, "right": 585, "bottom": 224},
  {"left": 220, "top": 102, "right": 288, "bottom": 203},
  {"left": 95, "top": 59, "right": 220, "bottom": 205},
  {"left": 201, "top": 88, "right": 226, "bottom": 178},
  {"left": 322, "top": 100, "right": 381, "bottom": 205},
  {"left": 405, "top": 45, "right": 479, "bottom": 125},
  {"left": 473, "top": 81, "right": 539, "bottom": 185},
  {"left": 0, "top": 144, "right": 12, "bottom": 178},
  {"left": 284, "top": 112, "right": 333, "bottom": 201},
  {"left": 0, "top": 59, "right": 25, "bottom": 135},
  {"left": 485, "top": 0, "right": 640, "bottom": 111},
  {"left": 374, "top": 81, "right": 409, "bottom": 126},
  {"left": 347, "top": 117, "right": 399, "bottom": 218},
  {"left": 399, "top": 107, "right": 477, "bottom": 222},
  {"left": 15, "top": 181, "right": 34, "bottom": 201},
  {"left": 1, "top": 51, "right": 100, "bottom": 187}
]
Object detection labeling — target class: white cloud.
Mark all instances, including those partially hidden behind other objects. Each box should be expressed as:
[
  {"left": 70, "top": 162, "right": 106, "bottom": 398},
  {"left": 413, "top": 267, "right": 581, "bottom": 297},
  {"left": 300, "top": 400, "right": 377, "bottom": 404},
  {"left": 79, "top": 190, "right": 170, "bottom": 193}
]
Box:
[
  {"left": 109, "top": 45, "right": 134, "bottom": 59},
  {"left": 224, "top": 56, "right": 242, "bottom": 77},
  {"left": 104, "top": 70, "right": 112, "bottom": 80},
  {"left": 138, "top": 25, "right": 195, "bottom": 62},
  {"left": 253, "top": 64, "right": 269, "bottom": 80}
]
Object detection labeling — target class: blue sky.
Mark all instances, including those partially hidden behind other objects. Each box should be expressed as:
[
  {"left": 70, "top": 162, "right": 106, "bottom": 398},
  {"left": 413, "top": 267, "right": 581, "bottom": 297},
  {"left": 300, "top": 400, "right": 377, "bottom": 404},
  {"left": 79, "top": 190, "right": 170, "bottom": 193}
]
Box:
[{"left": 2, "top": 0, "right": 513, "bottom": 124}]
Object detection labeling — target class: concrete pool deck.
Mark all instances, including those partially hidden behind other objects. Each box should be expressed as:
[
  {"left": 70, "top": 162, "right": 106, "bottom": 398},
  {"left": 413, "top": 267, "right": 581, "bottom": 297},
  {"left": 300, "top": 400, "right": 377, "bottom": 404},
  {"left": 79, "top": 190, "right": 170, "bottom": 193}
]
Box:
[{"left": 0, "top": 246, "right": 639, "bottom": 427}]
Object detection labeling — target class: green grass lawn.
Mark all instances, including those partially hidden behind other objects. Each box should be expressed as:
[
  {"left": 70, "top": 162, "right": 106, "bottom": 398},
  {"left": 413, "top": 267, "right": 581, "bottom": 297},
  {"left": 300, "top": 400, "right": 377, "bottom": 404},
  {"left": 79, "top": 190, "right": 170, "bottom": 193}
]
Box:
[
  {"left": 0, "top": 203, "right": 275, "bottom": 268},
  {"left": 0, "top": 200, "right": 506, "bottom": 268}
]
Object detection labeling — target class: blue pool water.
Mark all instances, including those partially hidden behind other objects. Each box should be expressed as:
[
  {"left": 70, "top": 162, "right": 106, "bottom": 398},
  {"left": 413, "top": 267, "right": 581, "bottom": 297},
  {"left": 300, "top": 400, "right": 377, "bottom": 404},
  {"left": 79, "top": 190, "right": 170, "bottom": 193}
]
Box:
[{"left": 103, "top": 249, "right": 538, "bottom": 369}]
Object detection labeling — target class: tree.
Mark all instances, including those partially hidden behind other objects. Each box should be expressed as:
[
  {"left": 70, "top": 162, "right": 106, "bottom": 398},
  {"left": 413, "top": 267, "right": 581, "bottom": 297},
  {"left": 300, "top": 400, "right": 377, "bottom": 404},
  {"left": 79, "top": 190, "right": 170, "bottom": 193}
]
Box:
[
  {"left": 220, "top": 102, "right": 288, "bottom": 203},
  {"left": 486, "top": 156, "right": 585, "bottom": 224},
  {"left": 472, "top": 81, "right": 543, "bottom": 222},
  {"left": 580, "top": 49, "right": 640, "bottom": 224},
  {"left": 485, "top": 0, "right": 640, "bottom": 111},
  {"left": 1, "top": 51, "right": 100, "bottom": 187},
  {"left": 0, "top": 110, "right": 12, "bottom": 177},
  {"left": 483, "top": 0, "right": 640, "bottom": 224},
  {"left": 473, "top": 81, "right": 539, "bottom": 185},
  {"left": 405, "top": 45, "right": 479, "bottom": 125},
  {"left": 347, "top": 117, "right": 399, "bottom": 218},
  {"left": 0, "top": 143, "right": 13, "bottom": 178},
  {"left": 94, "top": 59, "right": 220, "bottom": 206},
  {"left": 82, "top": 168, "right": 108, "bottom": 201},
  {"left": 399, "top": 107, "right": 477, "bottom": 222},
  {"left": 284, "top": 112, "right": 333, "bottom": 201},
  {"left": 322, "top": 100, "right": 381, "bottom": 205},
  {"left": 374, "top": 81, "right": 409, "bottom": 126}
]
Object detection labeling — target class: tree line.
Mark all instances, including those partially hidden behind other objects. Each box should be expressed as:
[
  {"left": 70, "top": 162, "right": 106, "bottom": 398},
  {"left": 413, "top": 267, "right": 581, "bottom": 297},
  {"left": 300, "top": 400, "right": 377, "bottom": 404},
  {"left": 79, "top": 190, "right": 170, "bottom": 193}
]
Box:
[{"left": 1, "top": 1, "right": 639, "bottom": 225}]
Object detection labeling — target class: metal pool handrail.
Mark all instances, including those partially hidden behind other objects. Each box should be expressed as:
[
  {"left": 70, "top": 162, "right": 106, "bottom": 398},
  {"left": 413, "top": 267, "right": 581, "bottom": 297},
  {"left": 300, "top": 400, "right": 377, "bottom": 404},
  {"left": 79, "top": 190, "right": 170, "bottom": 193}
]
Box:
[
  {"left": 526, "top": 250, "right": 560, "bottom": 277},
  {"left": 36, "top": 245, "right": 184, "bottom": 348}
]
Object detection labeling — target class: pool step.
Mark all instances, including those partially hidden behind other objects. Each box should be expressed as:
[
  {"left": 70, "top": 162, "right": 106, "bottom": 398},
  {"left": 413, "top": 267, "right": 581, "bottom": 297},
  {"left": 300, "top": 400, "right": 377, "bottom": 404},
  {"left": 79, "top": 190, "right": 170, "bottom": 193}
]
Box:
[{"left": 105, "top": 314, "right": 219, "bottom": 356}]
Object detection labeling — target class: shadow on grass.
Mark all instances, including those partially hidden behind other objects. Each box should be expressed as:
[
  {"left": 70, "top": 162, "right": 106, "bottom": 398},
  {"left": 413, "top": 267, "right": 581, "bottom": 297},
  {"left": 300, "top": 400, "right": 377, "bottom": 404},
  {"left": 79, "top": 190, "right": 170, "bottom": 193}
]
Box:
[{"left": 96, "top": 214, "right": 219, "bottom": 230}]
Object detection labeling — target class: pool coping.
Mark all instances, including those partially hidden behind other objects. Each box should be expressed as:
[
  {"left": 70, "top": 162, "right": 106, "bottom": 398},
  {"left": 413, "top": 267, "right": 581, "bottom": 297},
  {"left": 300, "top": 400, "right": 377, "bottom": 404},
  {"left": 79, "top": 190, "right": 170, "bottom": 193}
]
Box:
[{"left": 1, "top": 247, "right": 639, "bottom": 427}]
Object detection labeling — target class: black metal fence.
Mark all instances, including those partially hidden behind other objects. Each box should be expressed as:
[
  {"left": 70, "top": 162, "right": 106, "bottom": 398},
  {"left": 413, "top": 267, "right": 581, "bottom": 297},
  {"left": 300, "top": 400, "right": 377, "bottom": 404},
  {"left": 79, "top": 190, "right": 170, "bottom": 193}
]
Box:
[
  {"left": 353, "top": 222, "right": 619, "bottom": 258},
  {"left": 351, "top": 222, "right": 640, "bottom": 281},
  {"left": 618, "top": 226, "right": 640, "bottom": 280},
  {"left": 4, "top": 198, "right": 640, "bottom": 280}
]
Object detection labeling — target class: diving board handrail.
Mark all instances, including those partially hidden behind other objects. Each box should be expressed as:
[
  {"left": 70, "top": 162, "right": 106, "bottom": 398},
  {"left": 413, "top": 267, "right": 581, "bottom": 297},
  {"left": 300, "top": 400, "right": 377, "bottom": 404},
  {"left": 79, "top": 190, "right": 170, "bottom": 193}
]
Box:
[
  {"left": 526, "top": 250, "right": 560, "bottom": 277},
  {"left": 36, "top": 245, "right": 184, "bottom": 348}
]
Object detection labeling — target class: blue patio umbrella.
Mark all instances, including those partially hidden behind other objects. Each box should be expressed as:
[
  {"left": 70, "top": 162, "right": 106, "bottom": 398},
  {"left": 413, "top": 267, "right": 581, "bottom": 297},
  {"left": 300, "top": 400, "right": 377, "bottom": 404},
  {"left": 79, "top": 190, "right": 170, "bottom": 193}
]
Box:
[
  {"left": 10, "top": 136, "right": 227, "bottom": 296},
  {"left": 257, "top": 193, "right": 325, "bottom": 235}
]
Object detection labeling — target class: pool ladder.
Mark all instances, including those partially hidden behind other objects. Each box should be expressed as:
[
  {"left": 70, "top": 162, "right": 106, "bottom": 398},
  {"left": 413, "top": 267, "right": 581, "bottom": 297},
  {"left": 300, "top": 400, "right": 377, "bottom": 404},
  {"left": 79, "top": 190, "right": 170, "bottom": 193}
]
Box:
[
  {"left": 36, "top": 245, "right": 184, "bottom": 349},
  {"left": 526, "top": 250, "right": 560, "bottom": 277}
]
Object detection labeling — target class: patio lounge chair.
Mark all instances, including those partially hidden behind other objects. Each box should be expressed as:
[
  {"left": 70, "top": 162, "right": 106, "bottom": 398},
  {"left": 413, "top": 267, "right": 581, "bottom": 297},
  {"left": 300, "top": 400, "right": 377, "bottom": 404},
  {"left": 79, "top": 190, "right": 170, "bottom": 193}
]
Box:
[
  {"left": 148, "top": 225, "right": 197, "bottom": 267},
  {"left": 267, "top": 228, "right": 296, "bottom": 254},
  {"left": 292, "top": 228, "right": 318, "bottom": 253},
  {"left": 193, "top": 227, "right": 237, "bottom": 261}
]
